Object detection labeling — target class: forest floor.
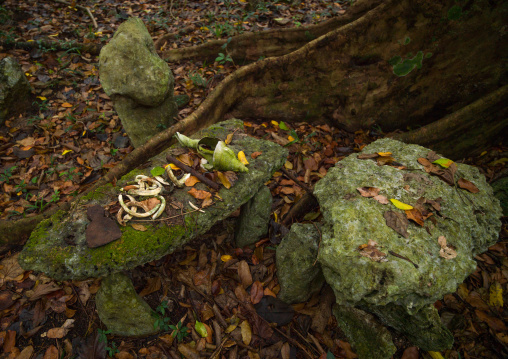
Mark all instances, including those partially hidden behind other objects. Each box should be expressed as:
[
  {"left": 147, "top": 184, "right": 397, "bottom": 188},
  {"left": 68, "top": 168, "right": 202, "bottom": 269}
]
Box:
[{"left": 0, "top": 1, "right": 507, "bottom": 358}]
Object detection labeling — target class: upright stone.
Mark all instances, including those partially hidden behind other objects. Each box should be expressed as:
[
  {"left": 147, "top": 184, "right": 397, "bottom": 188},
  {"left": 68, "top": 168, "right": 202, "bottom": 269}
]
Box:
[
  {"left": 95, "top": 272, "right": 158, "bottom": 336},
  {"left": 99, "top": 17, "right": 177, "bottom": 147},
  {"left": 235, "top": 185, "right": 272, "bottom": 248},
  {"left": 0, "top": 57, "right": 32, "bottom": 125}
]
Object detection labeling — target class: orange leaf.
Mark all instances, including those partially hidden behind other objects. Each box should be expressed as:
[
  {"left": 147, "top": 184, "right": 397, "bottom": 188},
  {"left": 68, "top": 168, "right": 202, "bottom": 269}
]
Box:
[
  {"left": 458, "top": 178, "right": 479, "bottom": 193},
  {"left": 250, "top": 151, "right": 262, "bottom": 159},
  {"left": 185, "top": 176, "right": 200, "bottom": 187},
  {"left": 188, "top": 187, "right": 212, "bottom": 200},
  {"left": 405, "top": 208, "right": 424, "bottom": 226},
  {"left": 250, "top": 281, "right": 264, "bottom": 304},
  {"left": 61, "top": 102, "right": 73, "bottom": 108}
]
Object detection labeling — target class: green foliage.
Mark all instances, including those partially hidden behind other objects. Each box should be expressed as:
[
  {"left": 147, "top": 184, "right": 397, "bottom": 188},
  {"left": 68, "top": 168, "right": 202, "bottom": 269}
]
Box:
[
  {"left": 392, "top": 51, "right": 426, "bottom": 77},
  {"left": 152, "top": 301, "right": 171, "bottom": 331},
  {"left": 216, "top": 52, "right": 233, "bottom": 65},
  {"left": 0, "top": 6, "right": 10, "bottom": 24},
  {"left": 189, "top": 71, "right": 210, "bottom": 88},
  {"left": 98, "top": 329, "right": 119, "bottom": 358},
  {"left": 0, "top": 166, "right": 17, "bottom": 184},
  {"left": 169, "top": 321, "right": 189, "bottom": 342},
  {"left": 59, "top": 167, "right": 83, "bottom": 181},
  {"left": 150, "top": 166, "right": 166, "bottom": 177},
  {"left": 447, "top": 5, "right": 462, "bottom": 20}
]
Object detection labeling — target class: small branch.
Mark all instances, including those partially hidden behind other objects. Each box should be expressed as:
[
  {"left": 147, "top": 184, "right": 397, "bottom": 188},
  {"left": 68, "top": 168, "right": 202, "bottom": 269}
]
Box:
[
  {"left": 166, "top": 154, "right": 220, "bottom": 191},
  {"left": 280, "top": 167, "right": 313, "bottom": 193},
  {"left": 53, "top": 0, "right": 98, "bottom": 29}
]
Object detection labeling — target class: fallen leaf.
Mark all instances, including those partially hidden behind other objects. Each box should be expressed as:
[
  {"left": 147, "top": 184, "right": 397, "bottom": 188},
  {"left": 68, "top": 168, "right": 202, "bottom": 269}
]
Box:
[
  {"left": 254, "top": 296, "right": 294, "bottom": 326},
  {"left": 3, "top": 330, "right": 16, "bottom": 353},
  {"left": 225, "top": 133, "right": 234, "bottom": 145},
  {"left": 281, "top": 342, "right": 291, "bottom": 359},
  {"left": 437, "top": 236, "right": 457, "bottom": 259},
  {"left": 304, "top": 157, "right": 318, "bottom": 171},
  {"left": 176, "top": 153, "right": 193, "bottom": 167},
  {"left": 251, "top": 151, "right": 262, "bottom": 159},
  {"left": 488, "top": 282, "right": 503, "bottom": 308},
  {"left": 373, "top": 195, "right": 389, "bottom": 204},
  {"left": 46, "top": 319, "right": 74, "bottom": 339},
  {"left": 0, "top": 253, "right": 25, "bottom": 284},
  {"left": 357, "top": 187, "right": 380, "bottom": 198},
  {"left": 195, "top": 321, "right": 208, "bottom": 338},
  {"left": 159, "top": 333, "right": 175, "bottom": 347},
  {"left": 475, "top": 310, "right": 507, "bottom": 331},
  {"left": 61, "top": 102, "right": 73, "bottom": 108},
  {"left": 405, "top": 208, "right": 424, "bottom": 226},
  {"left": 238, "top": 151, "right": 249, "bottom": 165},
  {"left": 357, "top": 153, "right": 379, "bottom": 159},
  {"left": 185, "top": 175, "right": 200, "bottom": 187},
  {"left": 238, "top": 260, "right": 253, "bottom": 288},
  {"left": 390, "top": 199, "right": 413, "bottom": 210},
  {"left": 401, "top": 346, "right": 419, "bottom": 359},
  {"left": 188, "top": 187, "right": 212, "bottom": 200},
  {"left": 458, "top": 178, "right": 479, "bottom": 193},
  {"left": 240, "top": 320, "right": 252, "bottom": 345},
  {"left": 250, "top": 281, "right": 264, "bottom": 304},
  {"left": 217, "top": 172, "right": 231, "bottom": 189},
  {"left": 85, "top": 205, "right": 122, "bottom": 248},
  {"left": 358, "top": 239, "right": 387, "bottom": 262},
  {"left": 433, "top": 158, "right": 454, "bottom": 168},
  {"left": 139, "top": 277, "right": 161, "bottom": 297},
  {"left": 43, "top": 345, "right": 59, "bottom": 359},
  {"left": 384, "top": 211, "right": 409, "bottom": 238},
  {"left": 131, "top": 223, "right": 147, "bottom": 231},
  {"left": 177, "top": 343, "right": 200, "bottom": 359},
  {"left": 336, "top": 339, "right": 358, "bottom": 359},
  {"left": 17, "top": 345, "right": 34, "bottom": 359},
  {"left": 225, "top": 315, "right": 240, "bottom": 333},
  {"left": 29, "top": 282, "right": 62, "bottom": 301}
]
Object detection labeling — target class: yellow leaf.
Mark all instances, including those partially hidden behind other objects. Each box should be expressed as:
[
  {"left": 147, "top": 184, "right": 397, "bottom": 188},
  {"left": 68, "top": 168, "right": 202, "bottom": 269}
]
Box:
[
  {"left": 62, "top": 149, "right": 73, "bottom": 155},
  {"left": 48, "top": 33, "right": 59, "bottom": 37},
  {"left": 225, "top": 133, "right": 234, "bottom": 145},
  {"left": 390, "top": 199, "right": 413, "bottom": 210},
  {"left": 271, "top": 120, "right": 279, "bottom": 127},
  {"left": 225, "top": 316, "right": 240, "bottom": 333},
  {"left": 288, "top": 135, "right": 295, "bottom": 142},
  {"left": 284, "top": 161, "right": 293, "bottom": 170},
  {"left": 273, "top": 212, "right": 278, "bottom": 223},
  {"left": 428, "top": 352, "right": 444, "bottom": 359},
  {"left": 61, "top": 102, "right": 73, "bottom": 108},
  {"left": 240, "top": 320, "right": 252, "bottom": 345},
  {"left": 238, "top": 151, "right": 249, "bottom": 165},
  {"left": 217, "top": 172, "right": 231, "bottom": 189},
  {"left": 489, "top": 282, "right": 504, "bottom": 308},
  {"left": 37, "top": 96, "right": 47, "bottom": 101},
  {"left": 377, "top": 152, "right": 392, "bottom": 157},
  {"left": 165, "top": 163, "right": 180, "bottom": 171},
  {"left": 480, "top": 151, "right": 487, "bottom": 156},
  {"left": 221, "top": 255, "right": 233, "bottom": 262}
]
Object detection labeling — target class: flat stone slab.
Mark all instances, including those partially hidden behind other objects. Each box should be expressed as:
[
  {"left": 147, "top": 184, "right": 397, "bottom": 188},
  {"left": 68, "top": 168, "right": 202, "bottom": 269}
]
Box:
[{"left": 19, "top": 120, "right": 287, "bottom": 280}]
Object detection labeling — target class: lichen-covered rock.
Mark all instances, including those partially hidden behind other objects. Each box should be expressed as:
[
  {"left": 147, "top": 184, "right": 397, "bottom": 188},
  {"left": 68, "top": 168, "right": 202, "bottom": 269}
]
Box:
[
  {"left": 19, "top": 120, "right": 288, "bottom": 280},
  {"left": 492, "top": 177, "right": 508, "bottom": 216},
  {"left": 235, "top": 185, "right": 272, "bottom": 248},
  {"left": 99, "top": 17, "right": 177, "bottom": 147},
  {"left": 0, "top": 57, "right": 32, "bottom": 124},
  {"left": 333, "top": 304, "right": 396, "bottom": 359},
  {"left": 95, "top": 272, "right": 157, "bottom": 336},
  {"left": 276, "top": 223, "right": 324, "bottom": 303},
  {"left": 365, "top": 303, "right": 453, "bottom": 351},
  {"left": 314, "top": 138, "right": 502, "bottom": 312}
]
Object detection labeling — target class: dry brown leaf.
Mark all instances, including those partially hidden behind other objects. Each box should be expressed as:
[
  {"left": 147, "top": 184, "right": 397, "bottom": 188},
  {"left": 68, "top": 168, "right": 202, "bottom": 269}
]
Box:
[
  {"left": 176, "top": 153, "right": 193, "bottom": 167},
  {"left": 139, "top": 197, "right": 161, "bottom": 211},
  {"left": 131, "top": 223, "right": 147, "bottom": 231},
  {"left": 251, "top": 151, "right": 262, "bottom": 159},
  {"left": 357, "top": 153, "right": 379, "bottom": 159},
  {"left": 0, "top": 253, "right": 25, "bottom": 284},
  {"left": 17, "top": 345, "right": 34, "bottom": 359},
  {"left": 177, "top": 343, "right": 200, "bottom": 359},
  {"left": 29, "top": 282, "right": 62, "bottom": 301},
  {"left": 373, "top": 195, "right": 389, "bottom": 204},
  {"left": 358, "top": 239, "right": 387, "bottom": 262},
  {"left": 401, "top": 346, "right": 419, "bottom": 359},
  {"left": 185, "top": 175, "right": 200, "bottom": 187},
  {"left": 438, "top": 236, "right": 457, "bottom": 259},
  {"left": 281, "top": 342, "right": 291, "bottom": 359},
  {"left": 238, "top": 260, "right": 253, "bottom": 288},
  {"left": 458, "top": 178, "right": 479, "bottom": 193},
  {"left": 250, "top": 281, "right": 264, "bottom": 304},
  {"left": 337, "top": 339, "right": 358, "bottom": 359},
  {"left": 304, "top": 157, "right": 318, "bottom": 171},
  {"left": 159, "top": 333, "right": 175, "bottom": 347},
  {"left": 357, "top": 187, "right": 380, "bottom": 198},
  {"left": 405, "top": 208, "right": 425, "bottom": 226},
  {"left": 139, "top": 276, "right": 161, "bottom": 297},
  {"left": 3, "top": 330, "right": 16, "bottom": 353},
  {"left": 475, "top": 309, "right": 507, "bottom": 331},
  {"left": 43, "top": 345, "right": 59, "bottom": 359},
  {"left": 188, "top": 187, "right": 212, "bottom": 200},
  {"left": 46, "top": 319, "right": 74, "bottom": 339},
  {"left": 384, "top": 211, "right": 409, "bottom": 238},
  {"left": 224, "top": 171, "right": 238, "bottom": 187}
]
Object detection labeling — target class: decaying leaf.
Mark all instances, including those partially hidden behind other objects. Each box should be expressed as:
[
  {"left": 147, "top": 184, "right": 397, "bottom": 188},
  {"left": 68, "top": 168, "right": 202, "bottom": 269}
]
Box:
[
  {"left": 217, "top": 172, "right": 231, "bottom": 189},
  {"left": 437, "top": 236, "right": 457, "bottom": 259},
  {"left": 405, "top": 208, "right": 424, "bottom": 226},
  {"left": 188, "top": 187, "right": 212, "bottom": 200},
  {"left": 46, "top": 319, "right": 75, "bottom": 339},
  {"left": 139, "top": 276, "right": 161, "bottom": 297},
  {"left": 240, "top": 320, "right": 252, "bottom": 345},
  {"left": 251, "top": 151, "right": 262, "bottom": 159},
  {"left": 373, "top": 195, "right": 389, "bottom": 204},
  {"left": 418, "top": 154, "right": 457, "bottom": 185},
  {"left": 225, "top": 315, "right": 240, "bottom": 333},
  {"left": 488, "top": 282, "right": 503, "bottom": 308},
  {"left": 250, "top": 281, "right": 264, "bottom": 304},
  {"left": 238, "top": 260, "right": 253, "bottom": 287},
  {"left": 357, "top": 153, "right": 379, "bottom": 159},
  {"left": 390, "top": 199, "right": 413, "bottom": 210},
  {"left": 357, "top": 187, "right": 380, "bottom": 198},
  {"left": 0, "top": 253, "right": 25, "bottom": 284},
  {"left": 185, "top": 175, "right": 200, "bottom": 187},
  {"left": 131, "top": 223, "right": 147, "bottom": 231},
  {"left": 384, "top": 211, "right": 409, "bottom": 238},
  {"left": 458, "top": 178, "right": 479, "bottom": 193},
  {"left": 358, "top": 239, "right": 387, "bottom": 262}
]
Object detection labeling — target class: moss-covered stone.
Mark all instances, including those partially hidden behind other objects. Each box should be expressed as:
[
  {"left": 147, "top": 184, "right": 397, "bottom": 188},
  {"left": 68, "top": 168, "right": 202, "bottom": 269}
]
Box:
[
  {"left": 333, "top": 304, "right": 396, "bottom": 359},
  {"left": 314, "top": 138, "right": 502, "bottom": 313},
  {"left": 0, "top": 57, "right": 32, "bottom": 124},
  {"left": 19, "top": 120, "right": 288, "bottom": 280},
  {"left": 276, "top": 223, "right": 325, "bottom": 303},
  {"left": 235, "top": 185, "right": 272, "bottom": 248},
  {"left": 492, "top": 177, "right": 508, "bottom": 216},
  {"left": 95, "top": 272, "right": 158, "bottom": 336}
]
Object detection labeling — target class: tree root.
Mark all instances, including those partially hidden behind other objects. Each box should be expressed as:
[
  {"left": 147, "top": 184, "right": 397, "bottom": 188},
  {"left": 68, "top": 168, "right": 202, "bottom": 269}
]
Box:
[
  {"left": 158, "top": 0, "right": 381, "bottom": 63},
  {"left": 0, "top": 39, "right": 102, "bottom": 55},
  {"left": 394, "top": 85, "right": 508, "bottom": 159}
]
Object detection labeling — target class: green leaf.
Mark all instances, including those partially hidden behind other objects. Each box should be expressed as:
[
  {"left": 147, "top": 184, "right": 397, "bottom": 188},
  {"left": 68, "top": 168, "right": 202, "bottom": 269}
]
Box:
[
  {"left": 150, "top": 166, "right": 166, "bottom": 177},
  {"left": 403, "top": 36, "right": 411, "bottom": 45},
  {"left": 303, "top": 212, "right": 320, "bottom": 221},
  {"left": 432, "top": 158, "right": 454, "bottom": 168},
  {"left": 388, "top": 56, "right": 402, "bottom": 66},
  {"left": 195, "top": 321, "right": 208, "bottom": 337},
  {"left": 279, "top": 121, "right": 290, "bottom": 131},
  {"left": 327, "top": 351, "right": 336, "bottom": 359},
  {"left": 447, "top": 5, "right": 462, "bottom": 20}
]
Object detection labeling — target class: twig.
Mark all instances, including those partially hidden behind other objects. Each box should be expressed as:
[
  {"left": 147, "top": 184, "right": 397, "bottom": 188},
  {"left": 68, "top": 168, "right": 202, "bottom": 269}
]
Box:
[
  {"left": 280, "top": 167, "right": 313, "bottom": 193},
  {"left": 166, "top": 154, "right": 220, "bottom": 191},
  {"left": 54, "top": 0, "right": 98, "bottom": 29},
  {"left": 388, "top": 250, "right": 418, "bottom": 269}
]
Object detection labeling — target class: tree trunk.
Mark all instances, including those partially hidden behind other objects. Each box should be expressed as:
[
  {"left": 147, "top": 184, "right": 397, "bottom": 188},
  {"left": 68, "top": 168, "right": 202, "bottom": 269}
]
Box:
[{"left": 1, "top": 0, "right": 506, "bottom": 244}]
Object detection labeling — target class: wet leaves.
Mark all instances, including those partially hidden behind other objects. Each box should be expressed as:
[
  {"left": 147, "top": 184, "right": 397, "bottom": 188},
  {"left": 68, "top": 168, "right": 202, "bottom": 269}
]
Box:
[{"left": 384, "top": 211, "right": 409, "bottom": 238}]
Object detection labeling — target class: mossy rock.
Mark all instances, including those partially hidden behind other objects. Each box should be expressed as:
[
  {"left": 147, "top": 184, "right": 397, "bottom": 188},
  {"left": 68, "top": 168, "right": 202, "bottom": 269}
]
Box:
[{"left": 19, "top": 120, "right": 288, "bottom": 280}]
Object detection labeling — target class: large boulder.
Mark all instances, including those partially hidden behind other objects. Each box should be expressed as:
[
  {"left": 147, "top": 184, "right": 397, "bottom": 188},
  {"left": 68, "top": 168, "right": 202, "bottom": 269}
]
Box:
[
  {"left": 99, "top": 17, "right": 177, "bottom": 147},
  {"left": 19, "top": 120, "right": 287, "bottom": 280},
  {"left": 313, "top": 138, "right": 502, "bottom": 312},
  {"left": 0, "top": 57, "right": 32, "bottom": 125}
]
